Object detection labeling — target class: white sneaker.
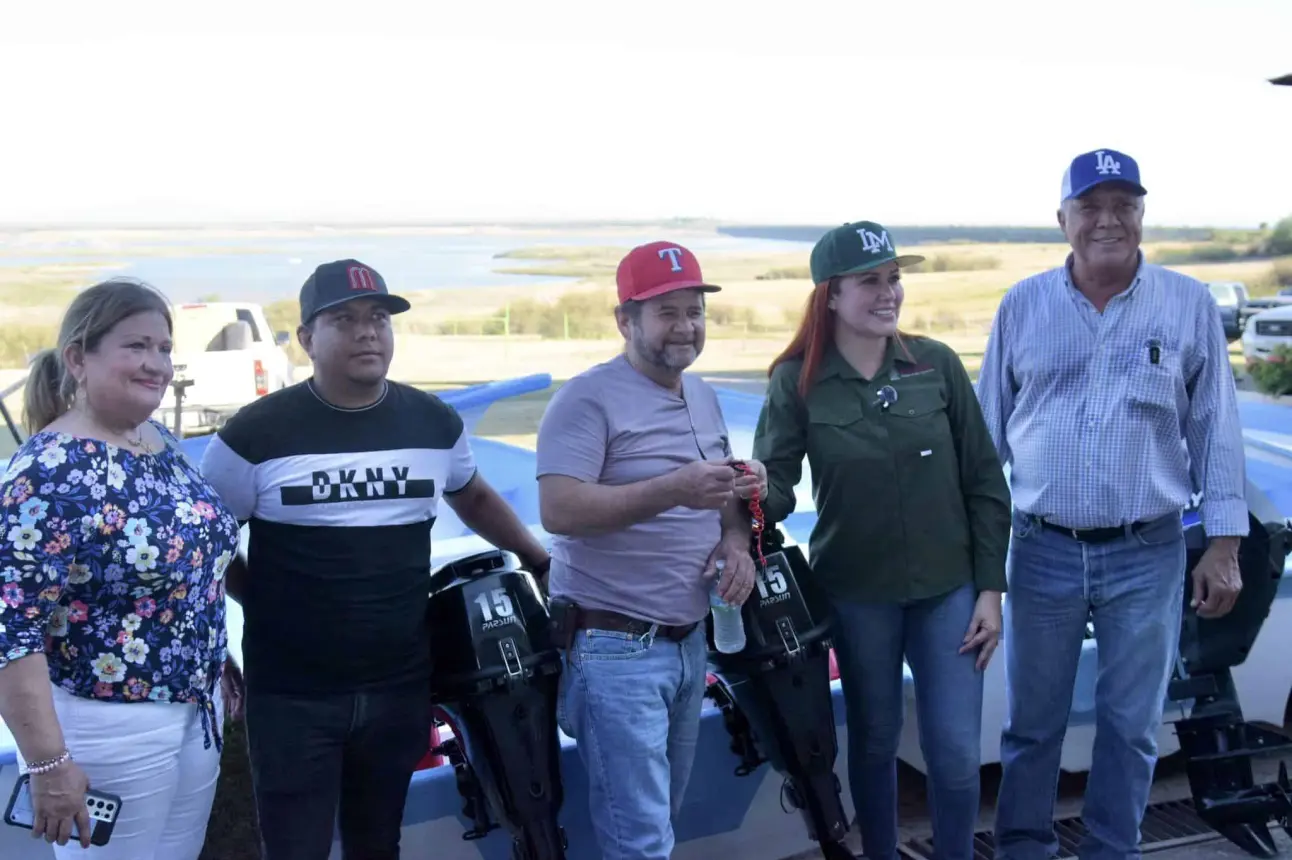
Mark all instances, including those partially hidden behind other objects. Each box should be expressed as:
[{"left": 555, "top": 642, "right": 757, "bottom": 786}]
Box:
[{"left": 841, "top": 821, "right": 864, "bottom": 855}]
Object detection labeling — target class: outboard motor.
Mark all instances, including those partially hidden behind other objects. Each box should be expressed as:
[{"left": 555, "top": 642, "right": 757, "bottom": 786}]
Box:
[
  {"left": 705, "top": 526, "right": 853, "bottom": 859},
  {"left": 426, "top": 549, "right": 567, "bottom": 859},
  {"left": 1168, "top": 480, "right": 1292, "bottom": 858}
]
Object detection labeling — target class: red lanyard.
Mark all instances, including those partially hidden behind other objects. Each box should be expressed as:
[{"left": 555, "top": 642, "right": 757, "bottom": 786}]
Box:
[{"left": 733, "top": 462, "right": 766, "bottom": 568}]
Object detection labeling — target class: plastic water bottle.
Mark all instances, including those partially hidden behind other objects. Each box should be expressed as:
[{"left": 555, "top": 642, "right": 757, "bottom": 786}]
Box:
[{"left": 710, "top": 561, "right": 747, "bottom": 654}]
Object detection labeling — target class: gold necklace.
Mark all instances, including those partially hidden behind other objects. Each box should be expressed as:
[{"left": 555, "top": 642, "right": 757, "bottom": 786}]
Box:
[
  {"left": 76, "top": 397, "right": 159, "bottom": 454},
  {"left": 115, "top": 425, "right": 158, "bottom": 454}
]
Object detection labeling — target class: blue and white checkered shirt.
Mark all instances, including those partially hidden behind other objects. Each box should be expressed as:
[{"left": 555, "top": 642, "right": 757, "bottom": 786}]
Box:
[{"left": 975, "top": 254, "right": 1249, "bottom": 537}]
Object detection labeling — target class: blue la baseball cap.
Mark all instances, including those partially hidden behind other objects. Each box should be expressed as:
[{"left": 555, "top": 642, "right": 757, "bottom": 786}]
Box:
[{"left": 1060, "top": 148, "right": 1147, "bottom": 204}]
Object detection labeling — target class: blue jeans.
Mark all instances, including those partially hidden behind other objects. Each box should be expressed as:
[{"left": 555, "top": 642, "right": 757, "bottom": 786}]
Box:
[
  {"left": 555, "top": 624, "right": 708, "bottom": 860},
  {"left": 831, "top": 582, "right": 985, "bottom": 860},
  {"left": 994, "top": 510, "right": 1186, "bottom": 860},
  {"left": 244, "top": 681, "right": 433, "bottom": 860}
]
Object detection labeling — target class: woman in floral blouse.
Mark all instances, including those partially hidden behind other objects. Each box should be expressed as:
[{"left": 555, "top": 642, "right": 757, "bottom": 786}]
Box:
[{"left": 0, "top": 279, "right": 241, "bottom": 859}]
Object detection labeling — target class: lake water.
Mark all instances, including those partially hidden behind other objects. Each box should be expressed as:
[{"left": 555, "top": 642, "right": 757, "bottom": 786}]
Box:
[{"left": 4, "top": 230, "right": 811, "bottom": 303}]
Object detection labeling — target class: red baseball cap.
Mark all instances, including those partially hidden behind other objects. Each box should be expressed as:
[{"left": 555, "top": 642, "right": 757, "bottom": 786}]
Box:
[{"left": 616, "top": 241, "right": 722, "bottom": 304}]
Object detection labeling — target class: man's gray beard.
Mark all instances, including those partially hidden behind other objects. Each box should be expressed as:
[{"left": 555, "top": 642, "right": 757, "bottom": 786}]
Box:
[{"left": 633, "top": 341, "right": 697, "bottom": 373}]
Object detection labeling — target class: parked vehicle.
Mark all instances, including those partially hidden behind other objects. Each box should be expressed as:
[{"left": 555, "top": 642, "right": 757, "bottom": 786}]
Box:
[
  {"left": 0, "top": 375, "right": 23, "bottom": 465},
  {"left": 1245, "top": 296, "right": 1292, "bottom": 313},
  {"left": 1242, "top": 303, "right": 1292, "bottom": 363},
  {"left": 1209, "top": 281, "right": 1252, "bottom": 341},
  {"left": 155, "top": 301, "right": 294, "bottom": 436},
  {"left": 1244, "top": 283, "right": 1292, "bottom": 315}
]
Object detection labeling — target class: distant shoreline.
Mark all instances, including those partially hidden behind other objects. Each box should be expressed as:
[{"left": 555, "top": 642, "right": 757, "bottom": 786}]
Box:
[
  {"left": 0, "top": 223, "right": 730, "bottom": 247},
  {"left": 0, "top": 220, "right": 1237, "bottom": 248}
]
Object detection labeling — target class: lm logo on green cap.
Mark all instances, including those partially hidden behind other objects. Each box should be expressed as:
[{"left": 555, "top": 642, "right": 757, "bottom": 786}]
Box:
[
  {"left": 809, "top": 220, "right": 925, "bottom": 284},
  {"left": 855, "top": 223, "right": 894, "bottom": 255}
]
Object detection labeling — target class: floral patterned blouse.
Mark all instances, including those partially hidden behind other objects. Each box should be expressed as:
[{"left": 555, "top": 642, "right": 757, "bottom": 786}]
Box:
[{"left": 0, "top": 420, "right": 239, "bottom": 751}]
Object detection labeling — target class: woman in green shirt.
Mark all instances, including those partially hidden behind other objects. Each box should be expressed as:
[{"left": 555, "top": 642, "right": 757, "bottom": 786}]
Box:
[{"left": 751, "top": 221, "right": 1012, "bottom": 860}]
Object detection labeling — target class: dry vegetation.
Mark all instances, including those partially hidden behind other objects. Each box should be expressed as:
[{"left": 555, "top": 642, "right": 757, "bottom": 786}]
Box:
[
  {"left": 2, "top": 236, "right": 1283, "bottom": 440},
  {"left": 275, "top": 239, "right": 1277, "bottom": 388}
]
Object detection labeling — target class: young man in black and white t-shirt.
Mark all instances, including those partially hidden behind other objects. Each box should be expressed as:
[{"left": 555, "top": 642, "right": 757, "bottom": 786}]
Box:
[{"left": 200, "top": 259, "right": 549, "bottom": 860}]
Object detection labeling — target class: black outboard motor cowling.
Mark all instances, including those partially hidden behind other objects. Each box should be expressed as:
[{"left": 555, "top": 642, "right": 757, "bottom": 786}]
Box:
[
  {"left": 705, "top": 527, "right": 852, "bottom": 858},
  {"left": 1167, "top": 480, "right": 1292, "bottom": 858},
  {"left": 427, "top": 549, "right": 567, "bottom": 859}
]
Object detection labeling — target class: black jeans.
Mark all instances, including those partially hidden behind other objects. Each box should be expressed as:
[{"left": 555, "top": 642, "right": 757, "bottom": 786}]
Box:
[{"left": 244, "top": 680, "right": 434, "bottom": 860}]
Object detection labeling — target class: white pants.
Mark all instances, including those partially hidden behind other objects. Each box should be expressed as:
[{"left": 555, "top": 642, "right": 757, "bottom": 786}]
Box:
[{"left": 17, "top": 685, "right": 224, "bottom": 860}]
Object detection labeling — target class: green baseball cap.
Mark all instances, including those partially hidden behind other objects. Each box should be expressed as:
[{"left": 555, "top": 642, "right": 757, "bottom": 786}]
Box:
[{"left": 809, "top": 221, "right": 925, "bottom": 284}]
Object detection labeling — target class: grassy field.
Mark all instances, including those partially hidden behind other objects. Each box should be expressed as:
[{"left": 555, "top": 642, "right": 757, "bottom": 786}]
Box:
[{"left": 262, "top": 240, "right": 1287, "bottom": 385}]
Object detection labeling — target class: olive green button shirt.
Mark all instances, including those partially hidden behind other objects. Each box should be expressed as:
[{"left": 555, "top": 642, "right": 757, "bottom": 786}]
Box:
[{"left": 752, "top": 336, "right": 1011, "bottom": 604}]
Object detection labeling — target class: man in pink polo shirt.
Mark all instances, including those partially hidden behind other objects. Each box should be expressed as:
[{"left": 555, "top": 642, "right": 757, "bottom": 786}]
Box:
[{"left": 536, "top": 241, "right": 761, "bottom": 860}]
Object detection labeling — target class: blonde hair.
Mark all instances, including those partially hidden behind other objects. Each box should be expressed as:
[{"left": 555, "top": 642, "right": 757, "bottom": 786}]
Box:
[{"left": 23, "top": 279, "right": 172, "bottom": 435}]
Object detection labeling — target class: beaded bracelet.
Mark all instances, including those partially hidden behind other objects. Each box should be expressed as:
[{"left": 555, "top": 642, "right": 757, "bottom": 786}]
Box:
[{"left": 23, "top": 750, "right": 72, "bottom": 775}]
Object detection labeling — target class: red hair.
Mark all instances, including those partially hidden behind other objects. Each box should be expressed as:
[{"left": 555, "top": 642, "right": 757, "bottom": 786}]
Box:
[{"left": 768, "top": 278, "right": 916, "bottom": 401}]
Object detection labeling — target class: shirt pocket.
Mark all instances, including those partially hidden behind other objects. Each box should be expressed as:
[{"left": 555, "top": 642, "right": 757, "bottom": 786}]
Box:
[
  {"left": 886, "top": 386, "right": 954, "bottom": 457},
  {"left": 806, "top": 396, "right": 867, "bottom": 459},
  {"left": 887, "top": 386, "right": 947, "bottom": 421},
  {"left": 1125, "top": 348, "right": 1181, "bottom": 412},
  {"left": 806, "top": 396, "right": 866, "bottom": 427}
]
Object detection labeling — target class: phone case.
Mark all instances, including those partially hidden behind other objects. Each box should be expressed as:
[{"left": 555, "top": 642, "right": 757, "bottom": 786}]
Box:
[{"left": 4, "top": 773, "right": 122, "bottom": 847}]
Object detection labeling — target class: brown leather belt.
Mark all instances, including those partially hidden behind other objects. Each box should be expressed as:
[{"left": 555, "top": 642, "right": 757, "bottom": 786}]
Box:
[{"left": 575, "top": 607, "right": 699, "bottom": 643}]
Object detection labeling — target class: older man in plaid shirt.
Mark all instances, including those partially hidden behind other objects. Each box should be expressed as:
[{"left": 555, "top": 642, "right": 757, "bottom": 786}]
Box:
[{"left": 977, "top": 148, "right": 1248, "bottom": 860}]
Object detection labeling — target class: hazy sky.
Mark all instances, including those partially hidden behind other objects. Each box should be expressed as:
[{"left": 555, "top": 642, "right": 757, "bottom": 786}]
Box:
[{"left": 2, "top": 0, "right": 1289, "bottom": 228}]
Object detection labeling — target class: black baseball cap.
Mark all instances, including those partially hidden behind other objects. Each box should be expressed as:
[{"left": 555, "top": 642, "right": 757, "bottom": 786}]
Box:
[{"left": 299, "top": 259, "right": 412, "bottom": 324}]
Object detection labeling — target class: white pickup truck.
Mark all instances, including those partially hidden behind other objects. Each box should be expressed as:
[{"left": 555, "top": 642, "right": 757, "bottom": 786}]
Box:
[{"left": 155, "top": 301, "right": 294, "bottom": 436}]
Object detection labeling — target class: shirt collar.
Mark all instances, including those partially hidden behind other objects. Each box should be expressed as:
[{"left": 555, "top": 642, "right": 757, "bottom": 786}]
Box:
[
  {"left": 818, "top": 337, "right": 909, "bottom": 382},
  {"left": 1062, "top": 249, "right": 1148, "bottom": 297}
]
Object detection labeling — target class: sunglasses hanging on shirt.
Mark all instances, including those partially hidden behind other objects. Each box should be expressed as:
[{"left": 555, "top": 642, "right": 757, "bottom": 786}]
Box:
[{"left": 680, "top": 383, "right": 708, "bottom": 460}]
